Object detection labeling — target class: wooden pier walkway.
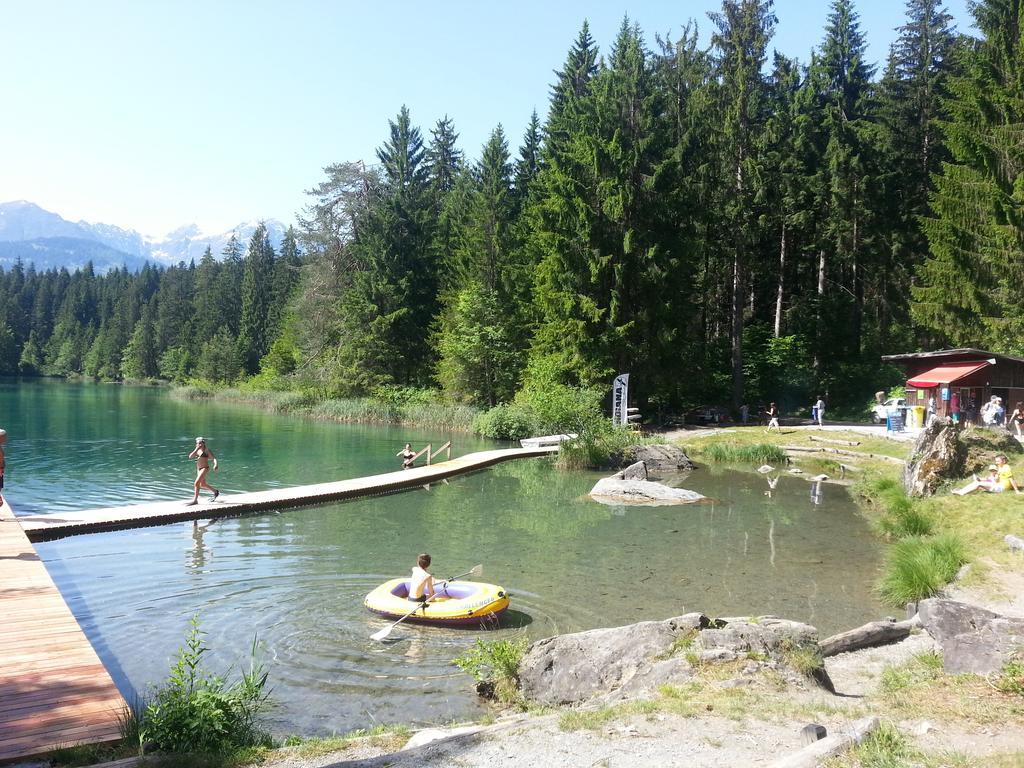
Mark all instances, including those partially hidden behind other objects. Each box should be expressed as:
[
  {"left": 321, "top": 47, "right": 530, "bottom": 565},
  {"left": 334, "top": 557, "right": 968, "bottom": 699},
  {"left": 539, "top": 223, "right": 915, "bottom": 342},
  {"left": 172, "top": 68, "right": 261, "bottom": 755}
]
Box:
[
  {"left": 18, "top": 445, "right": 558, "bottom": 541},
  {"left": 0, "top": 499, "right": 126, "bottom": 763}
]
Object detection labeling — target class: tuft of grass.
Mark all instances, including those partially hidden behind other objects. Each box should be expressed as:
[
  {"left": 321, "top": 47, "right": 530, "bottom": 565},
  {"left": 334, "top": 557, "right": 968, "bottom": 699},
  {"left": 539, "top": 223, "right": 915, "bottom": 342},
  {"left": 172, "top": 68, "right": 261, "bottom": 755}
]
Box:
[
  {"left": 558, "top": 706, "right": 618, "bottom": 732},
  {"left": 700, "top": 442, "right": 787, "bottom": 465},
  {"left": 995, "top": 655, "right": 1024, "bottom": 696},
  {"left": 782, "top": 645, "right": 824, "bottom": 677},
  {"left": 877, "top": 534, "right": 968, "bottom": 607},
  {"left": 845, "top": 721, "right": 917, "bottom": 768}
]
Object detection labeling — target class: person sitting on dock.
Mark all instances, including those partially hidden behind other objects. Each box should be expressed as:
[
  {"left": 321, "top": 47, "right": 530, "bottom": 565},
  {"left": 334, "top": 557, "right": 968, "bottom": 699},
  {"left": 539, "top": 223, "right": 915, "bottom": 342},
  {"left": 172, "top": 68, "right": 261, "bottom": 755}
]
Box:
[
  {"left": 397, "top": 442, "right": 416, "bottom": 469},
  {"left": 953, "top": 454, "right": 1021, "bottom": 495},
  {"left": 187, "top": 437, "right": 220, "bottom": 505},
  {"left": 408, "top": 553, "right": 435, "bottom": 603}
]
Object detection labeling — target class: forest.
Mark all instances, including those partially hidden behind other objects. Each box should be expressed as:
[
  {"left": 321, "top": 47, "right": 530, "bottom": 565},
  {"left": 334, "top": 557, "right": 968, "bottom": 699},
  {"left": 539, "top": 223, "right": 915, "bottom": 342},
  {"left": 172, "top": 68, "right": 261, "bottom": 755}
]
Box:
[{"left": 0, "top": 0, "right": 1021, "bottom": 425}]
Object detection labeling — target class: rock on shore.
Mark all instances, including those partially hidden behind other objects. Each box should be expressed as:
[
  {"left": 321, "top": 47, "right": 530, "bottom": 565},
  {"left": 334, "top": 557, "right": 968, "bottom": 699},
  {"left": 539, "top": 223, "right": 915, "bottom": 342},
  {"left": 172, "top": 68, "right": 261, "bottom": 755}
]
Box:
[{"left": 517, "top": 613, "right": 823, "bottom": 706}]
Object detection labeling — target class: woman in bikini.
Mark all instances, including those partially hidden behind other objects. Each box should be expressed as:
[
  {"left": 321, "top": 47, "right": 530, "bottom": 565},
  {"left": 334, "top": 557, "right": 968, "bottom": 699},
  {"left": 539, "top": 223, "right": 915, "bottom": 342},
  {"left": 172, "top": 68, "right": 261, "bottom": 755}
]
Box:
[{"left": 187, "top": 437, "right": 220, "bottom": 505}]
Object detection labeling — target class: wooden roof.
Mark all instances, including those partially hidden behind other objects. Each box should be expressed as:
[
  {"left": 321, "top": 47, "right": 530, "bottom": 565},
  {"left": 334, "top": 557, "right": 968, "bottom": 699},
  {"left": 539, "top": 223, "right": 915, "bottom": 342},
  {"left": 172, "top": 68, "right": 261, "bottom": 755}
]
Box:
[{"left": 881, "top": 348, "right": 1024, "bottom": 365}]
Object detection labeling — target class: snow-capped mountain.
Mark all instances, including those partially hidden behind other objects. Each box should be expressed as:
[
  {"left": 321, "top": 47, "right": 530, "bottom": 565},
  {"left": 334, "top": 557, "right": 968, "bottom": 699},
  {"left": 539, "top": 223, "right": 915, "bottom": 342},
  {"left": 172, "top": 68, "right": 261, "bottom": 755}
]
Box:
[
  {"left": 0, "top": 201, "right": 289, "bottom": 273},
  {"left": 151, "top": 219, "right": 288, "bottom": 264}
]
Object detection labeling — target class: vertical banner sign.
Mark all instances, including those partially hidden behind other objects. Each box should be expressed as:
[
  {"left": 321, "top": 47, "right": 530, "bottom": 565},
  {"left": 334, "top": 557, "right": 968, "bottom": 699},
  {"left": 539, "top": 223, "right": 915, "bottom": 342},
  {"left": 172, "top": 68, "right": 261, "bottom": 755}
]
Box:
[{"left": 612, "top": 373, "right": 630, "bottom": 427}]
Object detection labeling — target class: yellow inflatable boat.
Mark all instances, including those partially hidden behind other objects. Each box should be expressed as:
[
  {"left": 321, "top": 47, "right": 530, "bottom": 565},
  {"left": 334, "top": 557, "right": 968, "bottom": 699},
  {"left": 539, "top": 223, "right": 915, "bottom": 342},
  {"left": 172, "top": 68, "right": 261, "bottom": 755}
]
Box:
[{"left": 364, "top": 578, "right": 510, "bottom": 626}]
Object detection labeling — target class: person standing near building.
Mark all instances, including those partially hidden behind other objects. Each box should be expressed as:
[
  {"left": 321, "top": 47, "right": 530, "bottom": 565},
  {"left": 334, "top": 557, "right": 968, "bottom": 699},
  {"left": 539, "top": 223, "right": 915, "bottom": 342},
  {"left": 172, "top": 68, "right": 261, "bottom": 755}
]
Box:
[
  {"left": 927, "top": 395, "right": 937, "bottom": 425},
  {"left": 950, "top": 391, "right": 961, "bottom": 425},
  {"left": 814, "top": 395, "right": 826, "bottom": 427}
]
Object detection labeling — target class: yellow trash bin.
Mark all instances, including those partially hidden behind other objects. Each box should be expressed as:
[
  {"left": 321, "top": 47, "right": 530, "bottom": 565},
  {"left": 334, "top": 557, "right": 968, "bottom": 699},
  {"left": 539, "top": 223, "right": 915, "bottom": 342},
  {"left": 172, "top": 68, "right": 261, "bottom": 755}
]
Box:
[{"left": 909, "top": 406, "right": 925, "bottom": 428}]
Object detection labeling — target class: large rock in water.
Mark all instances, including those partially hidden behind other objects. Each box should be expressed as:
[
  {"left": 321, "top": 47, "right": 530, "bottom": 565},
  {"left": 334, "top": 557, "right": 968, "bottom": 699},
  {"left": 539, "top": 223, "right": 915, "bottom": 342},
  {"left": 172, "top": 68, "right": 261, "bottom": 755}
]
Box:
[
  {"left": 619, "top": 444, "right": 696, "bottom": 473},
  {"left": 517, "top": 613, "right": 825, "bottom": 705},
  {"left": 904, "top": 420, "right": 965, "bottom": 497},
  {"left": 918, "top": 598, "right": 1024, "bottom": 674},
  {"left": 589, "top": 468, "right": 705, "bottom": 506}
]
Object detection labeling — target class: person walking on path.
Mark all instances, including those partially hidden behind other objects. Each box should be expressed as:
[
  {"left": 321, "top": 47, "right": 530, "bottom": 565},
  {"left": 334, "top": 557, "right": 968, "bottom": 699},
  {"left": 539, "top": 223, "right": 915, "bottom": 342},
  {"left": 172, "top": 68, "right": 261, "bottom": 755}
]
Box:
[
  {"left": 187, "top": 436, "right": 220, "bottom": 505},
  {"left": 765, "top": 403, "right": 780, "bottom": 433},
  {"left": 397, "top": 443, "right": 416, "bottom": 469},
  {"left": 814, "top": 395, "right": 826, "bottom": 427},
  {"left": 0, "top": 428, "right": 6, "bottom": 505}
]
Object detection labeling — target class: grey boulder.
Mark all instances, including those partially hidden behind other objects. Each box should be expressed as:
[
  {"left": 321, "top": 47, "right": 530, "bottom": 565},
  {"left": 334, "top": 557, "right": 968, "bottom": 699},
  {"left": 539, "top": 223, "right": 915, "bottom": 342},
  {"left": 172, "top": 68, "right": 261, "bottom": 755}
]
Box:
[{"left": 918, "top": 598, "right": 1024, "bottom": 674}]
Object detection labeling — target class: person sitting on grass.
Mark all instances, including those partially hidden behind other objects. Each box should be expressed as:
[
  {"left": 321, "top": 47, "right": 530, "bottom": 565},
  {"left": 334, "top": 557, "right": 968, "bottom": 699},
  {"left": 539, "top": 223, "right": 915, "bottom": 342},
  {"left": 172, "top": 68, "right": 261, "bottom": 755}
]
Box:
[{"left": 952, "top": 454, "right": 1021, "bottom": 495}]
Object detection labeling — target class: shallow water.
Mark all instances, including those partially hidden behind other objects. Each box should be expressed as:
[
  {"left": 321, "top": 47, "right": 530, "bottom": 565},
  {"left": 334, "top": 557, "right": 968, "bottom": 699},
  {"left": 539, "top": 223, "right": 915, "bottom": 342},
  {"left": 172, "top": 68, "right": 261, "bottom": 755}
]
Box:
[{"left": 2, "top": 379, "right": 886, "bottom": 735}]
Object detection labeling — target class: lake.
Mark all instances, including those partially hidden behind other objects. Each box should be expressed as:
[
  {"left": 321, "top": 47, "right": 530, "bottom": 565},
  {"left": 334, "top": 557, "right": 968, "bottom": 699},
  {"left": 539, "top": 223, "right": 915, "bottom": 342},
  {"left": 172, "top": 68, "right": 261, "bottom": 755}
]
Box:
[{"left": 2, "top": 379, "right": 886, "bottom": 735}]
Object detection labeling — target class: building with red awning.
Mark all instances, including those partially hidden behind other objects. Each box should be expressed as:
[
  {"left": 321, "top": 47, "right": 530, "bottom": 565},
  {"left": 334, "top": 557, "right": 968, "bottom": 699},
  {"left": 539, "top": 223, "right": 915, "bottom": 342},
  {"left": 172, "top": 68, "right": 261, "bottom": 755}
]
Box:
[{"left": 882, "top": 348, "right": 1024, "bottom": 423}]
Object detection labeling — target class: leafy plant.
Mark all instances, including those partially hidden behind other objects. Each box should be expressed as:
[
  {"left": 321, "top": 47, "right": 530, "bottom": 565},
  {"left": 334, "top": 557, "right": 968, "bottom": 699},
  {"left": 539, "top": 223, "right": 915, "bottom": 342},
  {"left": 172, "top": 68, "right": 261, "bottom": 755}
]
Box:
[
  {"left": 454, "top": 637, "right": 527, "bottom": 703},
  {"left": 140, "top": 616, "right": 273, "bottom": 756}
]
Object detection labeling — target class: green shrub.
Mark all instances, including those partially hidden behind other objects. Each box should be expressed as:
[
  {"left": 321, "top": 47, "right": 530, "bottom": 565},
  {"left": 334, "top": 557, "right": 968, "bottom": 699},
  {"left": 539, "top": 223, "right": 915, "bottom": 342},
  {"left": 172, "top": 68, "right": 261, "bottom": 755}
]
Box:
[
  {"left": 140, "top": 616, "right": 273, "bottom": 756},
  {"left": 454, "top": 637, "right": 528, "bottom": 703},
  {"left": 556, "top": 426, "right": 645, "bottom": 470},
  {"left": 878, "top": 534, "right": 968, "bottom": 606},
  {"left": 473, "top": 403, "right": 540, "bottom": 441},
  {"left": 171, "top": 385, "right": 215, "bottom": 401},
  {"left": 515, "top": 356, "right": 606, "bottom": 435},
  {"left": 701, "top": 442, "right": 786, "bottom": 464}
]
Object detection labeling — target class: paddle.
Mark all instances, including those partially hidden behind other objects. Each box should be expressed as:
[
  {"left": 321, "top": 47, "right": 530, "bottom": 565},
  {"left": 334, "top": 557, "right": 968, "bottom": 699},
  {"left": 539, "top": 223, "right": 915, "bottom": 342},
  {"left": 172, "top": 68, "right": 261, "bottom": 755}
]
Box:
[{"left": 370, "top": 563, "right": 482, "bottom": 641}]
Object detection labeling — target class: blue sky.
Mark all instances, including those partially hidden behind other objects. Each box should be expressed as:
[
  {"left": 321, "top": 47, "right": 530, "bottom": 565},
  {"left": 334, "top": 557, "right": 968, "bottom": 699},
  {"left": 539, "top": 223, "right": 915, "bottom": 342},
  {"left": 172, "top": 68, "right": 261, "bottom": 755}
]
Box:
[{"left": 0, "top": 0, "right": 972, "bottom": 238}]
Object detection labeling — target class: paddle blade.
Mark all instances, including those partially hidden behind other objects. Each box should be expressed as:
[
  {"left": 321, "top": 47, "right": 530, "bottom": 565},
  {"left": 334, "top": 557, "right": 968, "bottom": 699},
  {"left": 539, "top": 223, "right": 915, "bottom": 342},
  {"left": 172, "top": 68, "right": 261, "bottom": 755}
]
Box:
[
  {"left": 370, "top": 626, "right": 392, "bottom": 642},
  {"left": 468, "top": 563, "right": 483, "bottom": 578}
]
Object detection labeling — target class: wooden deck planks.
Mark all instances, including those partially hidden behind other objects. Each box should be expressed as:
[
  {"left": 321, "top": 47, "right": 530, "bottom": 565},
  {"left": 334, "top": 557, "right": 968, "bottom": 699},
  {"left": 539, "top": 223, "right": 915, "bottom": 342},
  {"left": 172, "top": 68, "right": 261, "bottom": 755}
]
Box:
[
  {"left": 17, "top": 446, "right": 558, "bottom": 541},
  {"left": 0, "top": 500, "right": 127, "bottom": 764}
]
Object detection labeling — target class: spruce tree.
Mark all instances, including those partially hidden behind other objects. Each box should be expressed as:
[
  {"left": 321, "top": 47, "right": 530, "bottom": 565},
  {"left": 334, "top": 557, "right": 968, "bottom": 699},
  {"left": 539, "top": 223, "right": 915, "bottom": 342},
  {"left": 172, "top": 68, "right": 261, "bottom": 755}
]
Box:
[
  {"left": 709, "top": 0, "right": 776, "bottom": 406},
  {"left": 237, "top": 223, "right": 276, "bottom": 374},
  {"left": 914, "top": 0, "right": 1024, "bottom": 346}
]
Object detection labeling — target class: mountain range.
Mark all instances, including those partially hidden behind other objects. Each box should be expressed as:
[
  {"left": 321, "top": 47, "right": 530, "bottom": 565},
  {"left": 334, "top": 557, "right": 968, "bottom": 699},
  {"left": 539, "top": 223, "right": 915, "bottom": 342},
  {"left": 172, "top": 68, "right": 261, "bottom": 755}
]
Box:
[{"left": 0, "top": 200, "right": 288, "bottom": 273}]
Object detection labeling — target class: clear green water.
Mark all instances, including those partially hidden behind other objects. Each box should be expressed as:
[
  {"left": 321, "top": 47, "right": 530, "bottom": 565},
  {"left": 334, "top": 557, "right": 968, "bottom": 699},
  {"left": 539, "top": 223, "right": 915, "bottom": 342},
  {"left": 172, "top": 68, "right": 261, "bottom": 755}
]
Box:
[{"left": 2, "top": 379, "right": 886, "bottom": 735}]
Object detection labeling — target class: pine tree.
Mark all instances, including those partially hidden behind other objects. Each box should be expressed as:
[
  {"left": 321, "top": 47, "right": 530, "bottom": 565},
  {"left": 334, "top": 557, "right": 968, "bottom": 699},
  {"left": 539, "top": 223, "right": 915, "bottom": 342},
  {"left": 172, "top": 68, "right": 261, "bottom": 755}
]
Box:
[
  {"left": 913, "top": 0, "right": 1024, "bottom": 346},
  {"left": 237, "top": 223, "right": 276, "bottom": 374},
  {"left": 709, "top": 0, "right": 777, "bottom": 406},
  {"left": 875, "top": 0, "right": 956, "bottom": 343},
  {"left": 436, "top": 126, "right": 524, "bottom": 404}
]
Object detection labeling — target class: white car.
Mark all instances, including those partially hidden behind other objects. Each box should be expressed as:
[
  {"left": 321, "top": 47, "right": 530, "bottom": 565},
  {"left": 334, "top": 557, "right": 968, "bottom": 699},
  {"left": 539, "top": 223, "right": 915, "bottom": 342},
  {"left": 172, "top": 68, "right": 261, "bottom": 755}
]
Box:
[{"left": 871, "top": 397, "right": 907, "bottom": 424}]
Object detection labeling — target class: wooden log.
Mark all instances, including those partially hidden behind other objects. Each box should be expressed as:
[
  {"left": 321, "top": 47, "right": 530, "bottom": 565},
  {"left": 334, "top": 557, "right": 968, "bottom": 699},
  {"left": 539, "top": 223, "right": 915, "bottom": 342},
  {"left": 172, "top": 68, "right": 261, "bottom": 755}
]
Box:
[
  {"left": 781, "top": 445, "right": 906, "bottom": 465},
  {"left": 767, "top": 717, "right": 880, "bottom": 768},
  {"left": 820, "top": 618, "right": 917, "bottom": 657},
  {"left": 808, "top": 435, "right": 861, "bottom": 446}
]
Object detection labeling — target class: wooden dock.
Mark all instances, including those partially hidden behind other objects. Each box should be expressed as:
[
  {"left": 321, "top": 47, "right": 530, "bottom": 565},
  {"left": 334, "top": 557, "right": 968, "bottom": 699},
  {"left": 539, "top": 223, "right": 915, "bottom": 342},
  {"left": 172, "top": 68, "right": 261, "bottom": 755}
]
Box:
[
  {"left": 18, "top": 445, "right": 558, "bottom": 541},
  {"left": 0, "top": 499, "right": 127, "bottom": 763}
]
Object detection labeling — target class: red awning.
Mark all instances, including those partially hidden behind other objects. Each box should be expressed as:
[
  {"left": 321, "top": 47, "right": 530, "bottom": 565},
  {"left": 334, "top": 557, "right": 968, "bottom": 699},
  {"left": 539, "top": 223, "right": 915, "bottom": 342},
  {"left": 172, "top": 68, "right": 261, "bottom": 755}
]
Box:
[{"left": 907, "top": 361, "right": 990, "bottom": 388}]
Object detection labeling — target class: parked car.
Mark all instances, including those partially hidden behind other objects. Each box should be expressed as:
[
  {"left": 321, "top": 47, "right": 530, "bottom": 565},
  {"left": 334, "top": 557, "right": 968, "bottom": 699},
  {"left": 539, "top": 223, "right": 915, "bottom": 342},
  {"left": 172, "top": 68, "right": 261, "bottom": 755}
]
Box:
[
  {"left": 684, "top": 405, "right": 728, "bottom": 426},
  {"left": 871, "top": 397, "right": 907, "bottom": 424}
]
